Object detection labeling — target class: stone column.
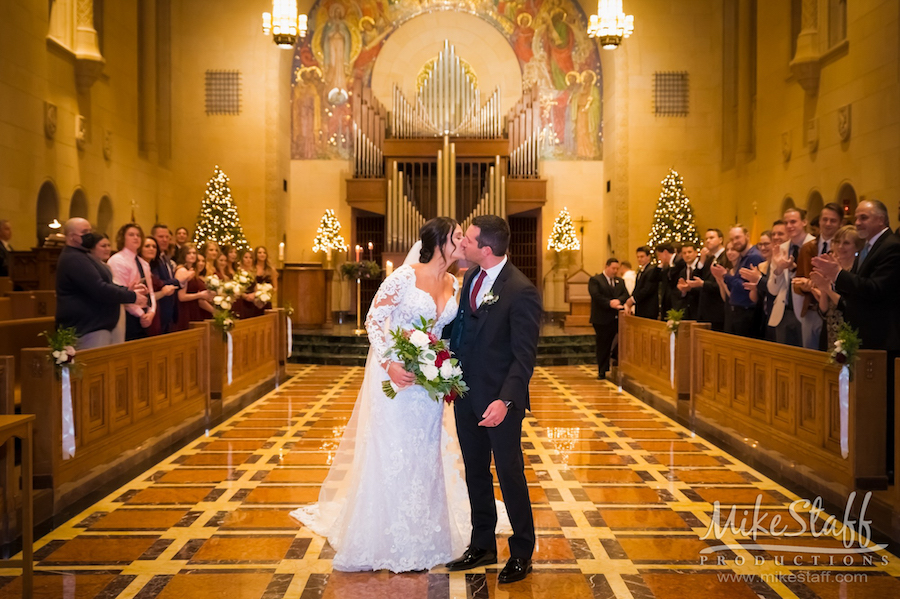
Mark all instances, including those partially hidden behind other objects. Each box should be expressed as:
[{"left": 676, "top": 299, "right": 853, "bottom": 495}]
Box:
[
  {"left": 74, "top": 0, "right": 105, "bottom": 91},
  {"left": 790, "top": 0, "right": 820, "bottom": 94}
]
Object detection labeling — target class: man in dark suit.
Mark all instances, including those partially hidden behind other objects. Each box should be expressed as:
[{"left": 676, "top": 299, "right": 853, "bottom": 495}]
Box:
[
  {"left": 447, "top": 215, "right": 542, "bottom": 584},
  {"left": 656, "top": 243, "right": 679, "bottom": 317},
  {"left": 589, "top": 258, "right": 629, "bottom": 380},
  {"left": 151, "top": 224, "right": 181, "bottom": 333},
  {"left": 0, "top": 219, "right": 12, "bottom": 277},
  {"left": 813, "top": 200, "right": 900, "bottom": 480},
  {"left": 674, "top": 242, "right": 701, "bottom": 319},
  {"left": 690, "top": 228, "right": 731, "bottom": 331},
  {"left": 625, "top": 246, "right": 659, "bottom": 319}
]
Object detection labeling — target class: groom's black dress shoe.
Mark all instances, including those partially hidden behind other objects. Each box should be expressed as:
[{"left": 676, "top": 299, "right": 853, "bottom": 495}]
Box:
[
  {"left": 497, "top": 558, "right": 532, "bottom": 583},
  {"left": 445, "top": 547, "right": 497, "bottom": 571}
]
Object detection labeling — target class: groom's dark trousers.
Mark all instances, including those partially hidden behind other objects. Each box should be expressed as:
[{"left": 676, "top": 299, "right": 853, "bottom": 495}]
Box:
[{"left": 449, "top": 261, "right": 542, "bottom": 559}]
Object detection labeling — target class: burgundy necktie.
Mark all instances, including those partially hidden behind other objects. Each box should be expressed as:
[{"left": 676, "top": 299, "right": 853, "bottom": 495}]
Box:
[{"left": 469, "top": 270, "right": 487, "bottom": 312}]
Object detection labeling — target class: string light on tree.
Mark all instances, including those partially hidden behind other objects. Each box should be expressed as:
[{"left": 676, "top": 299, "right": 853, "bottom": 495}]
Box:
[
  {"left": 547, "top": 207, "right": 581, "bottom": 252},
  {"left": 647, "top": 168, "right": 700, "bottom": 248},
  {"left": 193, "top": 165, "right": 250, "bottom": 252},
  {"left": 312, "top": 209, "right": 349, "bottom": 254}
]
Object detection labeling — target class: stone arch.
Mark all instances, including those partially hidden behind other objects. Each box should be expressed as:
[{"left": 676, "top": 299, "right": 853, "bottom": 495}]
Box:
[
  {"left": 70, "top": 187, "right": 89, "bottom": 218},
  {"left": 780, "top": 195, "right": 796, "bottom": 214},
  {"left": 836, "top": 181, "right": 857, "bottom": 220},
  {"left": 806, "top": 189, "right": 823, "bottom": 220},
  {"left": 97, "top": 194, "right": 114, "bottom": 235},
  {"left": 36, "top": 180, "right": 60, "bottom": 245}
]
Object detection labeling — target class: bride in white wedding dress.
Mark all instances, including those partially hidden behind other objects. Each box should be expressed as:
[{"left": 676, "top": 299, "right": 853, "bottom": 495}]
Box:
[{"left": 291, "top": 217, "right": 508, "bottom": 572}]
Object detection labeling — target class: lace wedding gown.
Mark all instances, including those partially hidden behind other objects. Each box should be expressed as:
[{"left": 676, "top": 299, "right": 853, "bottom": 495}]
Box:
[{"left": 292, "top": 265, "right": 505, "bottom": 572}]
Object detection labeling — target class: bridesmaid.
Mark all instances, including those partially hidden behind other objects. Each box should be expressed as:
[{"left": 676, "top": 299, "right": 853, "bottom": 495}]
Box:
[
  {"left": 175, "top": 244, "right": 214, "bottom": 329},
  {"left": 236, "top": 249, "right": 264, "bottom": 318},
  {"left": 253, "top": 245, "right": 278, "bottom": 308},
  {"left": 213, "top": 252, "right": 233, "bottom": 280},
  {"left": 141, "top": 237, "right": 176, "bottom": 337}
]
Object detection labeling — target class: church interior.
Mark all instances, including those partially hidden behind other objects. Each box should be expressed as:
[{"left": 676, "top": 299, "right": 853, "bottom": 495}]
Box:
[{"left": 2, "top": 0, "right": 900, "bottom": 597}]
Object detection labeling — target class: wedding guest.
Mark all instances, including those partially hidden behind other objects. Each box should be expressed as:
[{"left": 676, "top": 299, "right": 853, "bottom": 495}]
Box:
[
  {"left": 108, "top": 223, "right": 158, "bottom": 341},
  {"left": 589, "top": 258, "right": 629, "bottom": 380},
  {"left": 618, "top": 261, "right": 636, "bottom": 295},
  {"left": 141, "top": 236, "right": 177, "bottom": 336},
  {"left": 740, "top": 230, "right": 774, "bottom": 340},
  {"left": 674, "top": 242, "right": 701, "bottom": 319},
  {"left": 809, "top": 225, "right": 862, "bottom": 348},
  {"left": 809, "top": 215, "right": 820, "bottom": 238},
  {"left": 151, "top": 224, "right": 182, "bottom": 334},
  {"left": 793, "top": 203, "right": 842, "bottom": 350},
  {"left": 201, "top": 240, "right": 220, "bottom": 265},
  {"left": 655, "top": 243, "right": 678, "bottom": 317},
  {"left": 770, "top": 220, "right": 788, "bottom": 246},
  {"left": 254, "top": 245, "right": 278, "bottom": 301},
  {"left": 213, "top": 252, "right": 232, "bottom": 280},
  {"left": 692, "top": 228, "right": 731, "bottom": 332},
  {"left": 56, "top": 218, "right": 148, "bottom": 349},
  {"left": 712, "top": 225, "right": 763, "bottom": 337},
  {"left": 813, "top": 200, "right": 900, "bottom": 479},
  {"left": 88, "top": 233, "right": 111, "bottom": 263},
  {"left": 175, "top": 244, "right": 214, "bottom": 329},
  {"left": 173, "top": 227, "right": 190, "bottom": 257},
  {"left": 222, "top": 244, "right": 239, "bottom": 274},
  {"left": 0, "top": 219, "right": 12, "bottom": 277},
  {"left": 767, "top": 208, "right": 815, "bottom": 347},
  {"left": 624, "top": 246, "right": 659, "bottom": 319}
]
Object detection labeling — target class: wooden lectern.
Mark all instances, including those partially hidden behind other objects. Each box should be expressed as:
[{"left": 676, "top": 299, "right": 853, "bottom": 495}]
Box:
[{"left": 279, "top": 263, "right": 334, "bottom": 328}]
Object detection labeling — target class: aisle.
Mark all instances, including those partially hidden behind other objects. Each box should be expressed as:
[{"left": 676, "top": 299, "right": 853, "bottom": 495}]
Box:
[{"left": 2, "top": 365, "right": 899, "bottom": 598}]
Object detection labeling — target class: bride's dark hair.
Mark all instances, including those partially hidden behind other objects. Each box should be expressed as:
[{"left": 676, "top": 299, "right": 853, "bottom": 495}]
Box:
[{"left": 419, "top": 217, "right": 459, "bottom": 264}]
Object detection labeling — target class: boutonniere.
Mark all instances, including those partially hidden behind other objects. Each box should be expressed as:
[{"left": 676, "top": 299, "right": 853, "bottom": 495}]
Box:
[{"left": 482, "top": 291, "right": 499, "bottom": 306}]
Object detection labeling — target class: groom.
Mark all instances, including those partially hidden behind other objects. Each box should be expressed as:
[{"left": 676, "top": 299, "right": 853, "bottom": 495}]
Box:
[{"left": 446, "top": 215, "right": 542, "bottom": 583}]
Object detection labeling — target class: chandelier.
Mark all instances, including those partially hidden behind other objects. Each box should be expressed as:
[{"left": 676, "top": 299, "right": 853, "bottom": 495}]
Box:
[
  {"left": 262, "top": 0, "right": 308, "bottom": 49},
  {"left": 588, "top": 0, "right": 635, "bottom": 49}
]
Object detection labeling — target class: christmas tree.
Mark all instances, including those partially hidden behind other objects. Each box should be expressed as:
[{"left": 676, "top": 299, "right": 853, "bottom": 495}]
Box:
[
  {"left": 647, "top": 169, "right": 700, "bottom": 248},
  {"left": 312, "top": 209, "right": 349, "bottom": 253},
  {"left": 193, "top": 166, "right": 250, "bottom": 252},
  {"left": 547, "top": 207, "right": 581, "bottom": 252}
]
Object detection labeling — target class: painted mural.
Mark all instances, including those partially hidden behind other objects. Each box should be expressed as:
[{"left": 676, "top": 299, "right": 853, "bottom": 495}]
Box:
[{"left": 290, "top": 0, "right": 602, "bottom": 160}]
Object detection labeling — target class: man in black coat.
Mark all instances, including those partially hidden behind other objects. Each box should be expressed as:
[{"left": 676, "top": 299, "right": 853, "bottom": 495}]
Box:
[
  {"left": 151, "top": 224, "right": 181, "bottom": 333},
  {"left": 625, "top": 246, "right": 659, "bottom": 319},
  {"left": 56, "top": 218, "right": 149, "bottom": 349},
  {"left": 0, "top": 219, "right": 12, "bottom": 278},
  {"left": 674, "top": 242, "right": 702, "bottom": 319},
  {"left": 812, "top": 200, "right": 900, "bottom": 479},
  {"left": 447, "top": 215, "right": 542, "bottom": 584},
  {"left": 656, "top": 243, "right": 680, "bottom": 317},
  {"left": 690, "top": 228, "right": 731, "bottom": 331},
  {"left": 589, "top": 257, "right": 630, "bottom": 380}
]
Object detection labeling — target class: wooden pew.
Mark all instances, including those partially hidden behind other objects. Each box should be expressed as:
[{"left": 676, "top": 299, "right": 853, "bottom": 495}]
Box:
[
  {"left": 0, "top": 277, "right": 12, "bottom": 295},
  {"left": 20, "top": 327, "right": 210, "bottom": 512},
  {"left": 0, "top": 356, "right": 16, "bottom": 545},
  {"left": 0, "top": 298, "right": 10, "bottom": 322},
  {"left": 5, "top": 292, "right": 36, "bottom": 320},
  {"left": 691, "top": 328, "right": 886, "bottom": 505},
  {"left": 203, "top": 312, "right": 281, "bottom": 421},
  {"left": 617, "top": 314, "right": 700, "bottom": 416},
  {"left": 0, "top": 317, "right": 54, "bottom": 392}
]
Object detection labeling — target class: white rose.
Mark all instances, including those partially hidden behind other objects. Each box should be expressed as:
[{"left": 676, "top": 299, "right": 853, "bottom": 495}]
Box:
[
  {"left": 221, "top": 299, "right": 232, "bottom": 310},
  {"left": 421, "top": 364, "right": 439, "bottom": 381},
  {"left": 439, "top": 361, "right": 454, "bottom": 379},
  {"left": 409, "top": 330, "right": 431, "bottom": 349},
  {"left": 452, "top": 365, "right": 463, "bottom": 377},
  {"left": 52, "top": 350, "right": 62, "bottom": 359}
]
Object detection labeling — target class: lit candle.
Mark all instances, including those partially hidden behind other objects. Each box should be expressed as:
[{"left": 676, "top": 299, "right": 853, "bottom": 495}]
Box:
[
  {"left": 368, "top": 241, "right": 373, "bottom": 261},
  {"left": 385, "top": 260, "right": 393, "bottom": 276},
  {"left": 278, "top": 241, "right": 285, "bottom": 261},
  {"left": 355, "top": 245, "right": 362, "bottom": 262}
]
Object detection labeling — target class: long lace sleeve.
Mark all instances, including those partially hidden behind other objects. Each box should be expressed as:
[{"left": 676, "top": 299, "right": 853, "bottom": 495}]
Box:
[{"left": 365, "top": 266, "right": 414, "bottom": 369}]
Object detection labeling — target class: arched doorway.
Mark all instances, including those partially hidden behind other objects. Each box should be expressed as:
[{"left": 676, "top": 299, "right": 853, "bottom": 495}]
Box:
[
  {"left": 70, "top": 188, "right": 88, "bottom": 218},
  {"left": 806, "top": 189, "right": 823, "bottom": 219},
  {"left": 836, "top": 182, "right": 857, "bottom": 221},
  {"left": 97, "top": 195, "right": 114, "bottom": 235},
  {"left": 780, "top": 195, "right": 795, "bottom": 214},
  {"left": 36, "top": 181, "right": 59, "bottom": 246}
]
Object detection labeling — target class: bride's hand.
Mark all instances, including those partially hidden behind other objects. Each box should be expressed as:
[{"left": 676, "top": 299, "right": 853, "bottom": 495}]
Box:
[{"left": 387, "top": 362, "right": 415, "bottom": 388}]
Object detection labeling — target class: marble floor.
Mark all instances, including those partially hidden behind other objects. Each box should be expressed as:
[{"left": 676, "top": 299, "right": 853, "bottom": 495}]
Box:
[{"left": 2, "top": 365, "right": 899, "bottom": 598}]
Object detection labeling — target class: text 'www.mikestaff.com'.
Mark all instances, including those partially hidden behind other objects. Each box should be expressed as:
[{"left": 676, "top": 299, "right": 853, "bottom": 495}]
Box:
[{"left": 715, "top": 572, "right": 869, "bottom": 584}]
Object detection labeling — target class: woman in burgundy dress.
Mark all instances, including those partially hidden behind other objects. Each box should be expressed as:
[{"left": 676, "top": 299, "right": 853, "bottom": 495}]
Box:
[
  {"left": 236, "top": 249, "right": 266, "bottom": 318},
  {"left": 254, "top": 245, "right": 278, "bottom": 309},
  {"left": 175, "top": 244, "right": 214, "bottom": 328},
  {"left": 141, "top": 237, "right": 177, "bottom": 336}
]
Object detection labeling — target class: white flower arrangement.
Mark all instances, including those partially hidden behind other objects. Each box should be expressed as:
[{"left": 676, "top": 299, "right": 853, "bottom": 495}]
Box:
[
  {"left": 255, "top": 282, "right": 274, "bottom": 305},
  {"left": 482, "top": 291, "right": 500, "bottom": 306}
]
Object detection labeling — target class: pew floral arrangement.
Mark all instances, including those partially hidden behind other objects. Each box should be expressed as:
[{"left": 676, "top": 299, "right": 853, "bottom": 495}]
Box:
[
  {"left": 212, "top": 310, "right": 235, "bottom": 339},
  {"left": 665, "top": 309, "right": 684, "bottom": 336},
  {"left": 381, "top": 316, "right": 468, "bottom": 404},
  {"left": 40, "top": 326, "right": 80, "bottom": 377},
  {"left": 829, "top": 322, "right": 860, "bottom": 379}
]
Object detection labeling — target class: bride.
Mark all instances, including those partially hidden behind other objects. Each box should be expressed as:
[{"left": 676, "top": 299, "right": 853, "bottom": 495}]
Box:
[{"left": 292, "top": 217, "right": 506, "bottom": 572}]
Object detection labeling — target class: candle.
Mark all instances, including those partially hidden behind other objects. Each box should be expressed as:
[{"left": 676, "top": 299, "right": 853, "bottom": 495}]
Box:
[
  {"left": 355, "top": 245, "right": 362, "bottom": 262},
  {"left": 278, "top": 241, "right": 285, "bottom": 261},
  {"left": 368, "top": 242, "right": 373, "bottom": 251},
  {"left": 386, "top": 260, "right": 393, "bottom": 276}
]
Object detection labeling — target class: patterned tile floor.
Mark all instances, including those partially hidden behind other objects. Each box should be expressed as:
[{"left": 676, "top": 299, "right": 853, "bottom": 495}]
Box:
[{"left": 2, "top": 365, "right": 900, "bottom": 598}]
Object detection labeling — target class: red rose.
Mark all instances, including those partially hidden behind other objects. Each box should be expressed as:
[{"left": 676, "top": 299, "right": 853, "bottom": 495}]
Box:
[
  {"left": 445, "top": 389, "right": 458, "bottom": 404},
  {"left": 428, "top": 332, "right": 438, "bottom": 345},
  {"left": 435, "top": 349, "right": 451, "bottom": 367},
  {"left": 835, "top": 351, "right": 847, "bottom": 364}
]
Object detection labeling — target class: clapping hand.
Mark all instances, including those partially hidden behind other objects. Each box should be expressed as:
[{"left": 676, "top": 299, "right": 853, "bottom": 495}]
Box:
[
  {"left": 809, "top": 269, "right": 831, "bottom": 291},
  {"left": 677, "top": 278, "right": 689, "bottom": 296},
  {"left": 811, "top": 253, "right": 841, "bottom": 283},
  {"left": 771, "top": 244, "right": 794, "bottom": 275},
  {"left": 387, "top": 362, "right": 415, "bottom": 389},
  {"left": 710, "top": 263, "right": 727, "bottom": 279},
  {"left": 739, "top": 267, "right": 761, "bottom": 285},
  {"left": 699, "top": 247, "right": 710, "bottom": 262},
  {"left": 791, "top": 277, "right": 812, "bottom": 294}
]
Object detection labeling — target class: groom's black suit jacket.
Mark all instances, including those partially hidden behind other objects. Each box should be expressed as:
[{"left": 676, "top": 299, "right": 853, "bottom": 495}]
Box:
[{"left": 450, "top": 261, "right": 542, "bottom": 412}]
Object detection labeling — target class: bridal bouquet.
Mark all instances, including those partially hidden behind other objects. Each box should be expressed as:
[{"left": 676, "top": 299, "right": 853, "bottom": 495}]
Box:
[
  {"left": 382, "top": 316, "right": 468, "bottom": 404},
  {"left": 255, "top": 282, "right": 274, "bottom": 305},
  {"left": 206, "top": 274, "right": 246, "bottom": 312}
]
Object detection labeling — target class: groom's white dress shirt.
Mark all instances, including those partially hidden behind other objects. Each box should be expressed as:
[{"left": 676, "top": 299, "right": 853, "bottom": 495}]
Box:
[{"left": 472, "top": 255, "right": 508, "bottom": 308}]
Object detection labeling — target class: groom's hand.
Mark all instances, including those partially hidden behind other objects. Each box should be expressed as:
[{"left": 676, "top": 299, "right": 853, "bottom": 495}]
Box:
[{"left": 479, "top": 400, "right": 508, "bottom": 427}]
